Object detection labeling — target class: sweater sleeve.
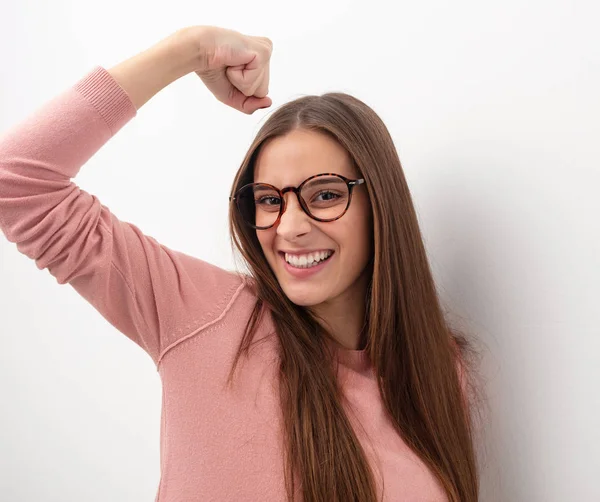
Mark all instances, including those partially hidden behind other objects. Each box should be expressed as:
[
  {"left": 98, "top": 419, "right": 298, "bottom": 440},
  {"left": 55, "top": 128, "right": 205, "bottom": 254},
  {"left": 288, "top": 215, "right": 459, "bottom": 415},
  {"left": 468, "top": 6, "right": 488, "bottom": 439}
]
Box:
[{"left": 0, "top": 66, "right": 245, "bottom": 368}]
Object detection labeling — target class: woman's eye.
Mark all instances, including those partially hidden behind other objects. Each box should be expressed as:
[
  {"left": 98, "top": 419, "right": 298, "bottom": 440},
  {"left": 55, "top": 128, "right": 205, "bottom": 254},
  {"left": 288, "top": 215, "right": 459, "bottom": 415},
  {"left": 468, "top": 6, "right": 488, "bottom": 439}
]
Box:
[
  {"left": 257, "top": 196, "right": 280, "bottom": 206},
  {"left": 315, "top": 191, "right": 339, "bottom": 201}
]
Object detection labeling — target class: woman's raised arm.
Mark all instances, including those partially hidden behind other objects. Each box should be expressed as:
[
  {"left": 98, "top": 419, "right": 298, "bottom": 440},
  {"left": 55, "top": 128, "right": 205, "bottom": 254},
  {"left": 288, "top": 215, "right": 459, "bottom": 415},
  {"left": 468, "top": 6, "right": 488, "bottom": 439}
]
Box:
[
  {"left": 108, "top": 26, "right": 272, "bottom": 113},
  {"left": 0, "top": 26, "right": 272, "bottom": 366}
]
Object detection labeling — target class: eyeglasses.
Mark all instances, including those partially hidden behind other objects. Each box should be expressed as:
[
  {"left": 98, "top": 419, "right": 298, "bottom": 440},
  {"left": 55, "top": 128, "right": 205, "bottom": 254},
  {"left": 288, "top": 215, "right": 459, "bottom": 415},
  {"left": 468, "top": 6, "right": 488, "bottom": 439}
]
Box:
[{"left": 230, "top": 173, "right": 365, "bottom": 230}]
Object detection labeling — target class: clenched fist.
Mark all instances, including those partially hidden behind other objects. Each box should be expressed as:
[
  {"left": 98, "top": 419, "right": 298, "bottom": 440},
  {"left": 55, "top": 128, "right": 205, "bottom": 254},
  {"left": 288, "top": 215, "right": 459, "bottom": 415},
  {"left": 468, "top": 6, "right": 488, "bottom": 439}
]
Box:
[{"left": 188, "top": 26, "right": 273, "bottom": 114}]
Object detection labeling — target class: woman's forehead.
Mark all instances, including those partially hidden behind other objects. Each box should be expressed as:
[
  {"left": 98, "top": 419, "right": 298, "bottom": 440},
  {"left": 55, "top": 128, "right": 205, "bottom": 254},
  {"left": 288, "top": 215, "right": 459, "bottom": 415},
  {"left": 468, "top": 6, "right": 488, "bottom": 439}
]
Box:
[{"left": 253, "top": 129, "right": 356, "bottom": 185}]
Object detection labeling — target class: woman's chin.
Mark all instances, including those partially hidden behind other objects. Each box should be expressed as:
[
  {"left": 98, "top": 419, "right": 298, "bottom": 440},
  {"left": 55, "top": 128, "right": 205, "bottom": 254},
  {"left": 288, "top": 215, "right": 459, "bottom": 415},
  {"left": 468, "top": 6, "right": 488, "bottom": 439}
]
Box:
[{"left": 281, "top": 285, "right": 328, "bottom": 307}]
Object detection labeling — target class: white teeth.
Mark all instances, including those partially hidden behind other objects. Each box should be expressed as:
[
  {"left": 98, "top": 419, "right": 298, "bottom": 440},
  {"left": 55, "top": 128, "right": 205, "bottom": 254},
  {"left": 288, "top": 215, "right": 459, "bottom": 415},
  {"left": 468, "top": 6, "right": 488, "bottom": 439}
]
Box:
[{"left": 284, "top": 250, "right": 333, "bottom": 268}]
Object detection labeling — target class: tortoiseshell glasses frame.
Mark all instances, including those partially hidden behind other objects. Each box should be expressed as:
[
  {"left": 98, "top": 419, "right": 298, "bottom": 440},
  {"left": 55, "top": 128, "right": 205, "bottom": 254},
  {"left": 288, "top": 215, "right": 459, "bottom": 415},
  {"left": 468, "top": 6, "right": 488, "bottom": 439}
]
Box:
[{"left": 229, "top": 172, "right": 366, "bottom": 230}]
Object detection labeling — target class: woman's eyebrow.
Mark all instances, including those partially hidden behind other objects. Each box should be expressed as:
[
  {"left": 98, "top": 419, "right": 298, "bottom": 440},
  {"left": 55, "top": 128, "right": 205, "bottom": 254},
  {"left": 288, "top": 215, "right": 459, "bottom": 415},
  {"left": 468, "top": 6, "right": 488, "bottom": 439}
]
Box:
[{"left": 256, "top": 173, "right": 345, "bottom": 189}]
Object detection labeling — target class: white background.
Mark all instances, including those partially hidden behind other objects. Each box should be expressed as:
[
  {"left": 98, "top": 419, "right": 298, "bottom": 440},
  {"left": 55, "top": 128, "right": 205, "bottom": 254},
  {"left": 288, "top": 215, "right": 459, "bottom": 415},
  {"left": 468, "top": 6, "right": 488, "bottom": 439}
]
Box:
[{"left": 1, "top": 0, "right": 598, "bottom": 500}]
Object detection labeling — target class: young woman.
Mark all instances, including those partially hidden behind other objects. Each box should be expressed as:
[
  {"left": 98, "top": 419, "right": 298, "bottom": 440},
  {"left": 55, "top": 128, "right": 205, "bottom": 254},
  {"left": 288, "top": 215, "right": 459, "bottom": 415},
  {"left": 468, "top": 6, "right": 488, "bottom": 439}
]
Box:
[{"left": 0, "top": 25, "right": 479, "bottom": 502}]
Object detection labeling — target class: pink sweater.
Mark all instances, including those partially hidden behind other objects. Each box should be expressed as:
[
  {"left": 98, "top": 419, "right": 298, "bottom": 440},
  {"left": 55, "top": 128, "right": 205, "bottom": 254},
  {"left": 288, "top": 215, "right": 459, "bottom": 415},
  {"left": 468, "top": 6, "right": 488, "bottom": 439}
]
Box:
[{"left": 0, "top": 66, "right": 447, "bottom": 501}]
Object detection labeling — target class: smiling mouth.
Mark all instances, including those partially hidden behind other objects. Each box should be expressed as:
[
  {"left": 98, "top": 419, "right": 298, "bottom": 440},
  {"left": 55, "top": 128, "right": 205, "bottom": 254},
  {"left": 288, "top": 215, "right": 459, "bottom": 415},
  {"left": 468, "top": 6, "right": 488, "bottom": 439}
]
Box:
[{"left": 278, "top": 251, "right": 335, "bottom": 269}]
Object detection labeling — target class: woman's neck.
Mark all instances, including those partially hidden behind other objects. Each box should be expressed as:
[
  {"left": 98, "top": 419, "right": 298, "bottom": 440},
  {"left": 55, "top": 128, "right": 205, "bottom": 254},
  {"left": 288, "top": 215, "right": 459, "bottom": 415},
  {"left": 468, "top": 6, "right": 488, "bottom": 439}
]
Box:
[{"left": 309, "top": 273, "right": 370, "bottom": 350}]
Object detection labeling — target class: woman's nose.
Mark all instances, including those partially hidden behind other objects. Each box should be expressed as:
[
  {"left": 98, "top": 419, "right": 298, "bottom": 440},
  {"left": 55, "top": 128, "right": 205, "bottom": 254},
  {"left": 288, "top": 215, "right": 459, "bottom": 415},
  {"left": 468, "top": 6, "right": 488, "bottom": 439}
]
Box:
[{"left": 276, "top": 192, "right": 311, "bottom": 237}]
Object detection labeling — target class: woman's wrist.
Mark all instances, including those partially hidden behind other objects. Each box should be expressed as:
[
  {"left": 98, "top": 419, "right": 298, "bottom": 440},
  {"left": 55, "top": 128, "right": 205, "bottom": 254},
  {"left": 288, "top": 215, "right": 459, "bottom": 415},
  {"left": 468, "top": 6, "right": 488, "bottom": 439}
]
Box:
[{"left": 107, "top": 26, "right": 205, "bottom": 110}]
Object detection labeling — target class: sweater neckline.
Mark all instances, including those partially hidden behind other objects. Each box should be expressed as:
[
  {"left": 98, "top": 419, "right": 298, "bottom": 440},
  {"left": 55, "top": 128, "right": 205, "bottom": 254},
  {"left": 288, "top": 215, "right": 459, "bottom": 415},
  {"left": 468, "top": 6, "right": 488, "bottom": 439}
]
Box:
[
  {"left": 336, "top": 347, "right": 371, "bottom": 372},
  {"left": 327, "top": 338, "right": 372, "bottom": 373}
]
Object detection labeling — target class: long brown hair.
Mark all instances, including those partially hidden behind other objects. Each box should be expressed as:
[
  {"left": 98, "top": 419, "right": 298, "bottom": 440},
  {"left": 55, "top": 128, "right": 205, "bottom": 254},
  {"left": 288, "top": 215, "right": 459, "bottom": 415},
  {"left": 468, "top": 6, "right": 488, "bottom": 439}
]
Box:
[{"left": 227, "top": 92, "right": 481, "bottom": 501}]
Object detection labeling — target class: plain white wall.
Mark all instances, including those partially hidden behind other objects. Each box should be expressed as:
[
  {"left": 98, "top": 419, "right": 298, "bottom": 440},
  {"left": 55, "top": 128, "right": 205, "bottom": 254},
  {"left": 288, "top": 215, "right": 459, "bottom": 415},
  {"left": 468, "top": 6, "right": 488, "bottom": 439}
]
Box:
[{"left": 1, "top": 0, "right": 598, "bottom": 500}]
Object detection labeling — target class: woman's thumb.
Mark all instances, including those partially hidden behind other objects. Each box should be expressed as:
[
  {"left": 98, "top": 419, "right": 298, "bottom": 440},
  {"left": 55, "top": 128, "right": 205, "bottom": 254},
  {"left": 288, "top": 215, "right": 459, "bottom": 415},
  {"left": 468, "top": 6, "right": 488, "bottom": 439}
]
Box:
[{"left": 247, "top": 96, "right": 272, "bottom": 113}]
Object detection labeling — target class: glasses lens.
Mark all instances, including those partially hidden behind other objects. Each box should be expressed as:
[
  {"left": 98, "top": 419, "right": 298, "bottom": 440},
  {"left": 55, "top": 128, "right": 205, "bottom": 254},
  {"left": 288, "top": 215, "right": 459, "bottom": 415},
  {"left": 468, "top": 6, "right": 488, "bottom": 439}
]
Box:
[
  {"left": 301, "top": 176, "right": 349, "bottom": 221},
  {"left": 236, "top": 183, "right": 281, "bottom": 228}
]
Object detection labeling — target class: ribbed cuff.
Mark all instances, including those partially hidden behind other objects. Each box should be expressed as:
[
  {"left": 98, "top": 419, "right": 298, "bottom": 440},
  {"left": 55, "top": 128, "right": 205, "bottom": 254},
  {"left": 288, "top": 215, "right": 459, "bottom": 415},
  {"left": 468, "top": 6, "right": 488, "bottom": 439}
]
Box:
[{"left": 73, "top": 66, "right": 137, "bottom": 134}]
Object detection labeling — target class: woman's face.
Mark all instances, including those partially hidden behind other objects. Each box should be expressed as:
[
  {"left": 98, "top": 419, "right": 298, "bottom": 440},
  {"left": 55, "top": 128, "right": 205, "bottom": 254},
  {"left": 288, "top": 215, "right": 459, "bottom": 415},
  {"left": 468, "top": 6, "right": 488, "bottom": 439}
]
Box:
[{"left": 253, "top": 128, "right": 373, "bottom": 309}]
